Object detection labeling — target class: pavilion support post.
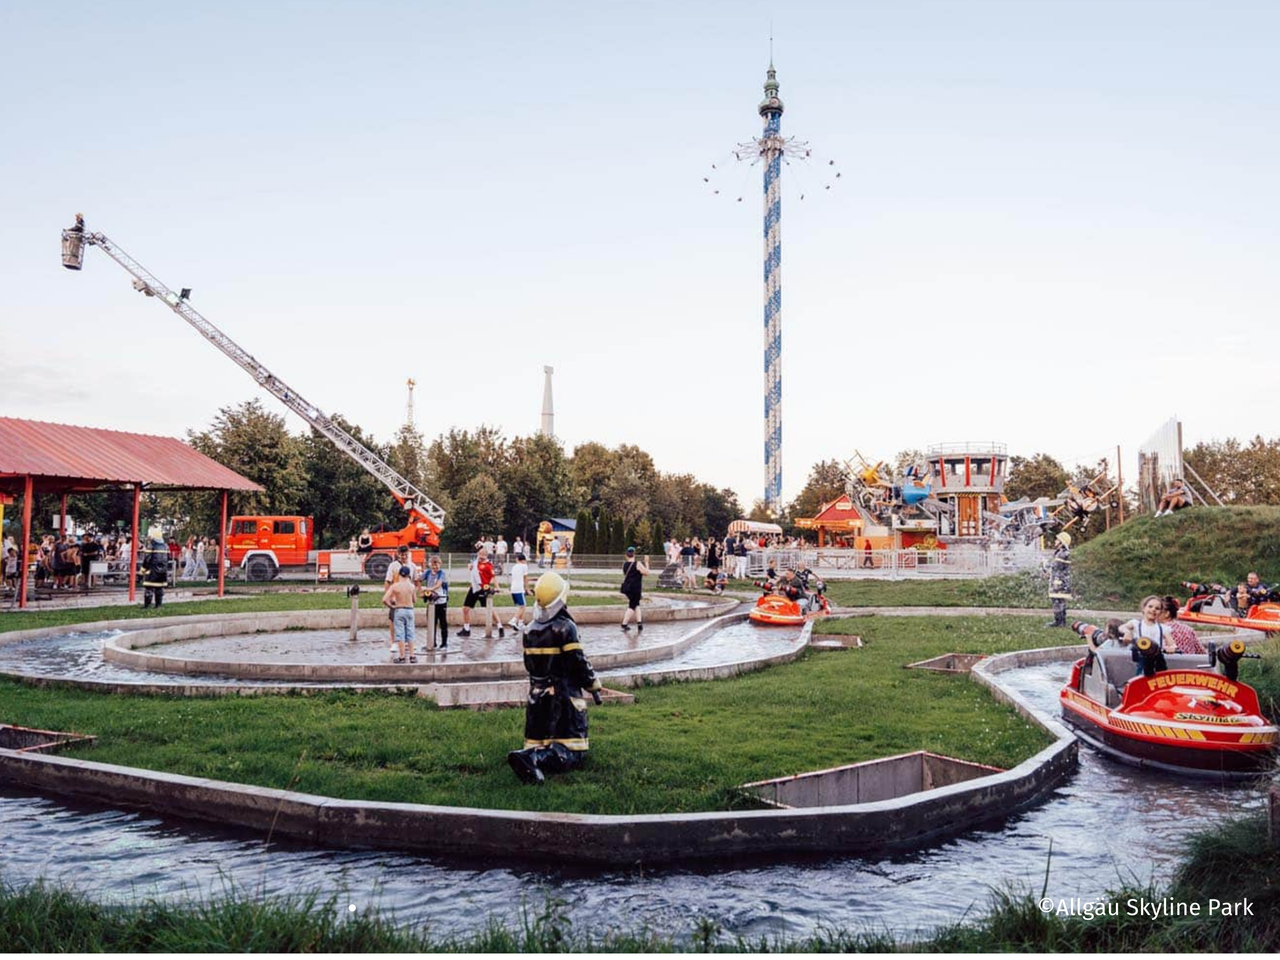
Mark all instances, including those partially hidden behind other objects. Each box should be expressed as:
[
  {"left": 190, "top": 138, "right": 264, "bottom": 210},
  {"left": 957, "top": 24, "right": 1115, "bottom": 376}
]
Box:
[
  {"left": 129, "top": 484, "right": 140, "bottom": 603},
  {"left": 60, "top": 492, "right": 68, "bottom": 537},
  {"left": 218, "top": 490, "right": 228, "bottom": 598},
  {"left": 18, "top": 475, "right": 33, "bottom": 610}
]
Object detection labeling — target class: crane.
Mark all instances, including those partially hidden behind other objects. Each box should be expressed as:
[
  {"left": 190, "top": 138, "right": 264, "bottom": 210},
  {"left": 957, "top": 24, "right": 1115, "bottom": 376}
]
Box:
[{"left": 61, "top": 217, "right": 445, "bottom": 556}]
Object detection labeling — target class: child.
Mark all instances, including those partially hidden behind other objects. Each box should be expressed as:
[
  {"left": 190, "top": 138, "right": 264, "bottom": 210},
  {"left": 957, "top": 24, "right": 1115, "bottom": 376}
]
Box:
[
  {"left": 382, "top": 565, "right": 418, "bottom": 664},
  {"left": 3, "top": 548, "right": 18, "bottom": 593},
  {"left": 422, "top": 556, "right": 449, "bottom": 650},
  {"left": 507, "top": 552, "right": 529, "bottom": 629}
]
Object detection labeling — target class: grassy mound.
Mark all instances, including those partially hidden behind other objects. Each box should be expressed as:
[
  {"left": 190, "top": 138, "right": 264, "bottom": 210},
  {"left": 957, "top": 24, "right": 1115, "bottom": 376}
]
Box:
[{"left": 1072, "top": 506, "right": 1280, "bottom": 605}]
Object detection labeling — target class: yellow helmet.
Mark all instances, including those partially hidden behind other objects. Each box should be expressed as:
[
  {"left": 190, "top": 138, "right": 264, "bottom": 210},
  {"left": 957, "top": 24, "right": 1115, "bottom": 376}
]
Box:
[
  {"left": 1055, "top": 532, "right": 1072, "bottom": 547},
  {"left": 534, "top": 571, "right": 569, "bottom": 607}
]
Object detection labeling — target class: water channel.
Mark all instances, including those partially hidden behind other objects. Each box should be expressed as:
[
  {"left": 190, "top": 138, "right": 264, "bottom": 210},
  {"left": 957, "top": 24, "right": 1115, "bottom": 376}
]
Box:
[{"left": 1, "top": 656, "right": 1265, "bottom": 942}]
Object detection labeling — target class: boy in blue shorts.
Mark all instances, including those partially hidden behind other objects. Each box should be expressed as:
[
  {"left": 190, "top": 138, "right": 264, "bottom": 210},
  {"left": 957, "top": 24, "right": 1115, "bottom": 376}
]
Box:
[{"left": 508, "top": 552, "right": 530, "bottom": 628}]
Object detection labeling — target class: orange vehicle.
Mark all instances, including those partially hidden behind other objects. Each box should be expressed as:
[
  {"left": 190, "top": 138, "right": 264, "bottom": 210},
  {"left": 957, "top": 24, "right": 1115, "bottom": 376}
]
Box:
[
  {"left": 225, "top": 515, "right": 315, "bottom": 581},
  {"left": 227, "top": 512, "right": 439, "bottom": 581}
]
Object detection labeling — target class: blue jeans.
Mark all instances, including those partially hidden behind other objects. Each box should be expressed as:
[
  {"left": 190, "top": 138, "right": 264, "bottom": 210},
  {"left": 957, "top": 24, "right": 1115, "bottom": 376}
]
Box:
[{"left": 393, "top": 607, "right": 415, "bottom": 644}]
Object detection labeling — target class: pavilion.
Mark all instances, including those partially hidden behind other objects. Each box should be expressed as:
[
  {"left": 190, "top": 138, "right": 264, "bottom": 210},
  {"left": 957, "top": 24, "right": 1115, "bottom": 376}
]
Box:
[{"left": 0, "top": 417, "right": 262, "bottom": 609}]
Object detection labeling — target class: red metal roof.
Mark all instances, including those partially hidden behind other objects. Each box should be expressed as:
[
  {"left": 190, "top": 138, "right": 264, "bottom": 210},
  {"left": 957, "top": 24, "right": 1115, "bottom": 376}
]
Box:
[{"left": 0, "top": 418, "right": 263, "bottom": 493}]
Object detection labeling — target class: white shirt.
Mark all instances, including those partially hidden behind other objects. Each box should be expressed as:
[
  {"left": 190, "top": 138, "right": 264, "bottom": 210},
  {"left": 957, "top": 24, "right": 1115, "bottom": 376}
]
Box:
[
  {"left": 550, "top": 537, "right": 562, "bottom": 556},
  {"left": 509, "top": 561, "right": 528, "bottom": 595},
  {"left": 483, "top": 538, "right": 496, "bottom": 554},
  {"left": 385, "top": 557, "right": 420, "bottom": 583},
  {"left": 513, "top": 538, "right": 524, "bottom": 556},
  {"left": 496, "top": 538, "right": 508, "bottom": 555}
]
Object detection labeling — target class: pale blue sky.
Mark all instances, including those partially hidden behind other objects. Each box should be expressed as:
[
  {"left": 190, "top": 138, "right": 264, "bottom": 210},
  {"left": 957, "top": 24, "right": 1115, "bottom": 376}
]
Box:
[{"left": 3, "top": 1, "right": 1278, "bottom": 505}]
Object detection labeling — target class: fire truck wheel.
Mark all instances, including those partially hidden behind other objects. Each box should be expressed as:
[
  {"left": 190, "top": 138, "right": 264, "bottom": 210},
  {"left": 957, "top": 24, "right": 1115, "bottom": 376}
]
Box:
[
  {"left": 245, "top": 556, "right": 278, "bottom": 581},
  {"left": 364, "top": 554, "right": 392, "bottom": 580}
]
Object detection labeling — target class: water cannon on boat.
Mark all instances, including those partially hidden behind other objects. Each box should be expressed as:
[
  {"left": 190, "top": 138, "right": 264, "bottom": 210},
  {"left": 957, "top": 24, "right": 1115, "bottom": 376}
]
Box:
[
  {"left": 1133, "top": 636, "right": 1168, "bottom": 678},
  {"left": 1210, "top": 639, "right": 1261, "bottom": 682},
  {"left": 1070, "top": 621, "right": 1107, "bottom": 647}
]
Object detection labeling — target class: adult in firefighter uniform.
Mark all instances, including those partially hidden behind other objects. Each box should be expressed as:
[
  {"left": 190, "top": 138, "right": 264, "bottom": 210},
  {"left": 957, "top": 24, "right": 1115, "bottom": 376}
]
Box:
[
  {"left": 1047, "top": 531, "right": 1072, "bottom": 627},
  {"left": 507, "top": 571, "right": 602, "bottom": 785},
  {"left": 138, "top": 526, "right": 170, "bottom": 609}
]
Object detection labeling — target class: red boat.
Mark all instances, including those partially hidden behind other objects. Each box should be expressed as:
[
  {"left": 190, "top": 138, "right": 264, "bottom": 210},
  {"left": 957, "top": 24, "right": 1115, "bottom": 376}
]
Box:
[
  {"left": 1060, "top": 639, "right": 1277, "bottom": 779},
  {"left": 748, "top": 592, "right": 832, "bottom": 626},
  {"left": 1177, "top": 589, "right": 1280, "bottom": 633}
]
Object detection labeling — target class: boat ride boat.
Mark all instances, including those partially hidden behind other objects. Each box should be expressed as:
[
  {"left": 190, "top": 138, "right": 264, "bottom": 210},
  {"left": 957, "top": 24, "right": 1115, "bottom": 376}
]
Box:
[
  {"left": 1060, "top": 630, "right": 1277, "bottom": 779},
  {"left": 1177, "top": 584, "right": 1280, "bottom": 633},
  {"left": 748, "top": 570, "right": 832, "bottom": 627}
]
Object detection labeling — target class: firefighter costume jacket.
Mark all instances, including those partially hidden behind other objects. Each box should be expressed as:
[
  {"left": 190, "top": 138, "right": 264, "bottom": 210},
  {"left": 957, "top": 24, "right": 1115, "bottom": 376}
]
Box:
[
  {"left": 520, "top": 601, "right": 600, "bottom": 753},
  {"left": 138, "top": 536, "right": 170, "bottom": 588}
]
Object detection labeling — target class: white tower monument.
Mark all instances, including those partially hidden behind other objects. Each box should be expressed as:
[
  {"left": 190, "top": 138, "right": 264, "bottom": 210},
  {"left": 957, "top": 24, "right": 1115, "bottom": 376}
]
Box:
[{"left": 540, "top": 365, "right": 555, "bottom": 438}]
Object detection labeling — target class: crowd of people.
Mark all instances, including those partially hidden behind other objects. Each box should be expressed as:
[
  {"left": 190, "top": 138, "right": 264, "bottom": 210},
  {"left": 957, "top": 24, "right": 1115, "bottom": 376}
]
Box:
[{"left": 0, "top": 529, "right": 222, "bottom": 597}]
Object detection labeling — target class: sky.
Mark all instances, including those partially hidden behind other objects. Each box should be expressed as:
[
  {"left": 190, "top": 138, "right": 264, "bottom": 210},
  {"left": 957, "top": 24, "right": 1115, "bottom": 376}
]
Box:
[{"left": 3, "top": 0, "right": 1278, "bottom": 509}]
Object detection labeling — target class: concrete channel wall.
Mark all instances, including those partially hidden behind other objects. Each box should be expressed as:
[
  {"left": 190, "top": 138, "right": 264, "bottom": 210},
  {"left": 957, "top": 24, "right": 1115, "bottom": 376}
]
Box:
[{"left": 0, "top": 633, "right": 1079, "bottom": 865}]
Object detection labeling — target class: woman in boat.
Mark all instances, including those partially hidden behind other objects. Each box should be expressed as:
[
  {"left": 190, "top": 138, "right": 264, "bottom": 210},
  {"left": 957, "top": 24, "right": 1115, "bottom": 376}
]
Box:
[{"left": 1160, "top": 596, "right": 1205, "bottom": 653}]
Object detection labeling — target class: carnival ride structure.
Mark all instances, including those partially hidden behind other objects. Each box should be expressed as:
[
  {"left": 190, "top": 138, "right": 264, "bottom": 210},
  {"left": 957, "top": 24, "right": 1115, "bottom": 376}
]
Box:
[{"left": 61, "top": 217, "right": 445, "bottom": 580}]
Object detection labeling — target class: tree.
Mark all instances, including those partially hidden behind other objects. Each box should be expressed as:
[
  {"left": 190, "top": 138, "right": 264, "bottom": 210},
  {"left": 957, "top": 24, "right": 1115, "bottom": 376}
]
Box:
[
  {"left": 601, "top": 464, "right": 651, "bottom": 527},
  {"left": 1005, "top": 453, "right": 1070, "bottom": 502},
  {"left": 568, "top": 441, "right": 617, "bottom": 507},
  {"left": 634, "top": 518, "right": 653, "bottom": 556},
  {"left": 649, "top": 519, "right": 665, "bottom": 556},
  {"left": 188, "top": 400, "right": 306, "bottom": 515},
  {"left": 1184, "top": 435, "right": 1280, "bottom": 505},
  {"left": 427, "top": 426, "right": 507, "bottom": 503},
  {"left": 297, "top": 417, "right": 397, "bottom": 548},
  {"left": 449, "top": 475, "right": 505, "bottom": 550},
  {"left": 610, "top": 517, "right": 626, "bottom": 554},
  {"left": 574, "top": 509, "right": 595, "bottom": 553},
  {"left": 499, "top": 434, "right": 574, "bottom": 541},
  {"left": 786, "top": 459, "right": 846, "bottom": 523},
  {"left": 699, "top": 485, "right": 741, "bottom": 538}
]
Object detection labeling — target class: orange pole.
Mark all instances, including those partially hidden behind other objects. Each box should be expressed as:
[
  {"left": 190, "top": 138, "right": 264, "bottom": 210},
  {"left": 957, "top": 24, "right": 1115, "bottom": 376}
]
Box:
[
  {"left": 18, "top": 475, "right": 32, "bottom": 610},
  {"left": 129, "top": 483, "right": 140, "bottom": 602},
  {"left": 218, "top": 490, "right": 228, "bottom": 598},
  {"left": 60, "top": 492, "right": 68, "bottom": 537}
]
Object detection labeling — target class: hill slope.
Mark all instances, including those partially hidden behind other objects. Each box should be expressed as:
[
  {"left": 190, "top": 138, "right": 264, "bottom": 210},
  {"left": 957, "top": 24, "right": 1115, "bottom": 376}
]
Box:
[{"left": 1073, "top": 506, "right": 1280, "bottom": 603}]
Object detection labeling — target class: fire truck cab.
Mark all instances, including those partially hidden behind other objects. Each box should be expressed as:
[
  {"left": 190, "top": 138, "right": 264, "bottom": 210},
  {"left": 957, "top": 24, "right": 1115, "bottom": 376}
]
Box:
[{"left": 225, "top": 515, "right": 315, "bottom": 581}]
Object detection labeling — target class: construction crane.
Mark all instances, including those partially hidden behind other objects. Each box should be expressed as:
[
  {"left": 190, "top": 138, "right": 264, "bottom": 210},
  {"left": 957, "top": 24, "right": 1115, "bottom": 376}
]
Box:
[{"left": 60, "top": 217, "right": 445, "bottom": 555}]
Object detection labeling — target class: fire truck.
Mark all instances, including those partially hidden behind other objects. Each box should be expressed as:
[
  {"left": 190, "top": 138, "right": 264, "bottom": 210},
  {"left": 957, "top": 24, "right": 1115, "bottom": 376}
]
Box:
[{"left": 62, "top": 217, "right": 445, "bottom": 581}]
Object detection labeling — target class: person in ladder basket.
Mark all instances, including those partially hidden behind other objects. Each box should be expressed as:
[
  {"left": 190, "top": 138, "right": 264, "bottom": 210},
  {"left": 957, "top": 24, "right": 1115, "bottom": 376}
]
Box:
[{"left": 507, "top": 571, "right": 603, "bottom": 785}]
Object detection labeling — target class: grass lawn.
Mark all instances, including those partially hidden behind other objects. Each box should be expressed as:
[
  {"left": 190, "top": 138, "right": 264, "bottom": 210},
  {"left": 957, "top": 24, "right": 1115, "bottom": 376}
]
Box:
[{"left": 0, "top": 614, "right": 1072, "bottom": 815}]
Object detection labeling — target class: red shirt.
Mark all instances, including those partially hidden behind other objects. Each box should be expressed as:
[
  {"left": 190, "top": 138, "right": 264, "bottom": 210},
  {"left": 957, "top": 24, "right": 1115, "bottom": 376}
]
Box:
[{"left": 478, "top": 559, "right": 494, "bottom": 588}]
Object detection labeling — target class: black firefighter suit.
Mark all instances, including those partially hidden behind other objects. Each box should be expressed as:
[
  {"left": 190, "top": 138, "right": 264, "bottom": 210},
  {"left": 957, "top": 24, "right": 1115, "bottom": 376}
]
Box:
[
  {"left": 507, "top": 600, "right": 602, "bottom": 784},
  {"left": 138, "top": 533, "right": 169, "bottom": 608}
]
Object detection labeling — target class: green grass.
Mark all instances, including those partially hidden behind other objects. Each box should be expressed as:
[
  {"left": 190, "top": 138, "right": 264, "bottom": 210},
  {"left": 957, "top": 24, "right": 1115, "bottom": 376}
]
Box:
[
  {"left": 1072, "top": 506, "right": 1280, "bottom": 605},
  {"left": 0, "top": 615, "right": 1067, "bottom": 815}
]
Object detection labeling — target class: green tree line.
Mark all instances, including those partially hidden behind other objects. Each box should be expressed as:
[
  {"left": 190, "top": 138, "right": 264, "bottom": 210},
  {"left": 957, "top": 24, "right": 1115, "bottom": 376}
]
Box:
[{"left": 5, "top": 400, "right": 742, "bottom": 552}]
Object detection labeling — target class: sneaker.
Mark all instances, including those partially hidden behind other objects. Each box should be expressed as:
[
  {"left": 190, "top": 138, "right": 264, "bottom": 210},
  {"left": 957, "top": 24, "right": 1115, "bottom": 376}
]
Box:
[
  {"left": 637, "top": 623, "right": 644, "bottom": 633},
  {"left": 457, "top": 628, "right": 471, "bottom": 638},
  {"left": 439, "top": 640, "right": 448, "bottom": 649},
  {"left": 621, "top": 623, "right": 630, "bottom": 632},
  {"left": 393, "top": 657, "right": 406, "bottom": 664},
  {"left": 409, "top": 656, "right": 418, "bottom": 663}
]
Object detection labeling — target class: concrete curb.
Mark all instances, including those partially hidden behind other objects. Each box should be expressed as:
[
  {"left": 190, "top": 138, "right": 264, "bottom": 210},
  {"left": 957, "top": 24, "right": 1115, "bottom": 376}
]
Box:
[
  {"left": 96, "top": 604, "right": 741, "bottom": 684},
  {"left": 0, "top": 626, "right": 1077, "bottom": 865}
]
